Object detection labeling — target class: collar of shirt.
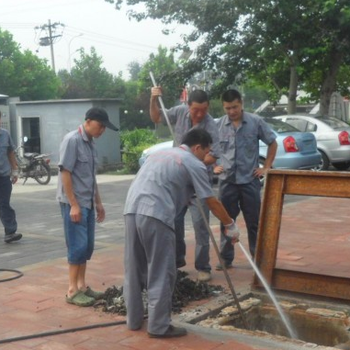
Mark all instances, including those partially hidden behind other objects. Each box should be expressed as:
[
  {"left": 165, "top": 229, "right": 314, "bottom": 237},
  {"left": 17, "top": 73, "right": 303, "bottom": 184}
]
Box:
[
  {"left": 78, "top": 124, "right": 94, "bottom": 143},
  {"left": 223, "top": 112, "right": 247, "bottom": 128}
]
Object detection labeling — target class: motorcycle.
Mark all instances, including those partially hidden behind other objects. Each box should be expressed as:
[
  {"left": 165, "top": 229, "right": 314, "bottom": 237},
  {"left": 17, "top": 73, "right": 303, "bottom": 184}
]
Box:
[{"left": 14, "top": 140, "right": 51, "bottom": 185}]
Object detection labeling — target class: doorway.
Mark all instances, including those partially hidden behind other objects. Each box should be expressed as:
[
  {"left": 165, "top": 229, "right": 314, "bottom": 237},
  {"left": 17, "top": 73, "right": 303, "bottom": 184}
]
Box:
[{"left": 22, "top": 117, "right": 40, "bottom": 153}]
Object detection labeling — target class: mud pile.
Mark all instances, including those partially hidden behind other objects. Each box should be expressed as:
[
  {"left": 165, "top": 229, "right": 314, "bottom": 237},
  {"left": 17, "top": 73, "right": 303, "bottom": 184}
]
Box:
[{"left": 95, "top": 271, "right": 223, "bottom": 315}]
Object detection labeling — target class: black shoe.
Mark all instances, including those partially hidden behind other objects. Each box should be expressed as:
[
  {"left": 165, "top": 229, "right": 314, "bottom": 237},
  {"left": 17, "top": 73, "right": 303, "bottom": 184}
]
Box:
[
  {"left": 215, "top": 262, "right": 233, "bottom": 271},
  {"left": 148, "top": 325, "right": 187, "bottom": 338},
  {"left": 4, "top": 232, "right": 22, "bottom": 243},
  {"left": 176, "top": 259, "right": 186, "bottom": 268}
]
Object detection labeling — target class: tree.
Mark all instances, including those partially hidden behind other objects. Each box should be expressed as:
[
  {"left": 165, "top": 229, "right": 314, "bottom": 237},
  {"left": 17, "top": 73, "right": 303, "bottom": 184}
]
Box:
[
  {"left": 0, "top": 28, "right": 61, "bottom": 100},
  {"left": 105, "top": 0, "right": 350, "bottom": 115},
  {"left": 120, "top": 46, "right": 183, "bottom": 130},
  {"left": 59, "top": 47, "right": 126, "bottom": 99}
]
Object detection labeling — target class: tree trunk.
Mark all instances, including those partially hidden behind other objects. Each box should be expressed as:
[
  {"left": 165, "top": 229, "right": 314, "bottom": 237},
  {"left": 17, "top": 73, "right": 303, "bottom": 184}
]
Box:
[
  {"left": 319, "top": 49, "right": 343, "bottom": 116},
  {"left": 288, "top": 65, "right": 298, "bottom": 114}
]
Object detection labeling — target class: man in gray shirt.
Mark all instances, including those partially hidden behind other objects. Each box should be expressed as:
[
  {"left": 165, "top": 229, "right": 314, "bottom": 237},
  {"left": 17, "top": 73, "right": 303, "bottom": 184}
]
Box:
[
  {"left": 0, "top": 111, "right": 22, "bottom": 243},
  {"left": 57, "top": 107, "right": 118, "bottom": 307},
  {"left": 150, "top": 88, "right": 220, "bottom": 282},
  {"left": 215, "top": 89, "right": 277, "bottom": 269},
  {"left": 123, "top": 128, "right": 239, "bottom": 338}
]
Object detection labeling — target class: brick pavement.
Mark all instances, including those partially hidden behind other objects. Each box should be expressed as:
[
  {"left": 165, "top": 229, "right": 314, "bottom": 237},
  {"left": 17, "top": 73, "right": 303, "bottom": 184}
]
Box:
[{"left": 0, "top": 176, "right": 349, "bottom": 349}]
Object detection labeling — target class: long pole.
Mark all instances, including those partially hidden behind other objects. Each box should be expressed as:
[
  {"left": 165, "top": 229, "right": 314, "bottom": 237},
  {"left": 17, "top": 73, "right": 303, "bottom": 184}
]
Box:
[
  {"left": 149, "top": 71, "right": 249, "bottom": 330},
  {"left": 48, "top": 19, "right": 56, "bottom": 73}
]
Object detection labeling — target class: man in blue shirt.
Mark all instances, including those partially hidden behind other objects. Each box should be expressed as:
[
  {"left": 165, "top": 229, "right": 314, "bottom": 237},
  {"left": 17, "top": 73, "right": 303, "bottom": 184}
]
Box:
[
  {"left": 0, "top": 111, "right": 22, "bottom": 243},
  {"left": 215, "top": 89, "right": 277, "bottom": 269}
]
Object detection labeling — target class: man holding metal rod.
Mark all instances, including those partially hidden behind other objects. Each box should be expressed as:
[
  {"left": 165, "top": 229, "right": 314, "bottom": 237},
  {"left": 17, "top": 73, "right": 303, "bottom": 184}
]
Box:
[
  {"left": 150, "top": 86, "right": 220, "bottom": 282},
  {"left": 123, "top": 128, "right": 240, "bottom": 338}
]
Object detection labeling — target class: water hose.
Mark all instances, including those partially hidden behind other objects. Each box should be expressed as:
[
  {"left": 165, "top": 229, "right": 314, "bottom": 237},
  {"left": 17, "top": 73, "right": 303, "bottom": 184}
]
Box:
[
  {"left": 0, "top": 268, "right": 23, "bottom": 283},
  {"left": 0, "top": 319, "right": 127, "bottom": 345}
]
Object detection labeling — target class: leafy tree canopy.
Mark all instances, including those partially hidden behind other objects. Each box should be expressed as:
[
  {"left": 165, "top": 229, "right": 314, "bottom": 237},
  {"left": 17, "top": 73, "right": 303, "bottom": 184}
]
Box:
[
  {"left": 58, "top": 47, "right": 126, "bottom": 99},
  {"left": 0, "top": 27, "right": 61, "bottom": 100},
  {"left": 105, "top": 0, "right": 350, "bottom": 115}
]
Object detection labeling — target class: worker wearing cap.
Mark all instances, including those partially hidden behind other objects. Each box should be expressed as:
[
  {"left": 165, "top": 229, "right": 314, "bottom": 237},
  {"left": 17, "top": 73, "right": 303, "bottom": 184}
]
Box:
[{"left": 57, "top": 107, "right": 118, "bottom": 307}]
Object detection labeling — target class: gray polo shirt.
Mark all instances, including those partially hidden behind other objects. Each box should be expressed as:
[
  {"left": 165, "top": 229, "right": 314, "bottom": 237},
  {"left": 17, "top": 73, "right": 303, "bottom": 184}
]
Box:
[
  {"left": 124, "top": 145, "right": 213, "bottom": 230},
  {"left": 0, "top": 128, "right": 15, "bottom": 177},
  {"left": 56, "top": 125, "right": 98, "bottom": 209},
  {"left": 216, "top": 112, "right": 276, "bottom": 184}
]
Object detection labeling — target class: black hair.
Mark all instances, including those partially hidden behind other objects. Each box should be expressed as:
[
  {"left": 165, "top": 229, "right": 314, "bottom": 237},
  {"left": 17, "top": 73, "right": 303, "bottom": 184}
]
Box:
[
  {"left": 188, "top": 89, "right": 209, "bottom": 105},
  {"left": 181, "top": 128, "right": 212, "bottom": 148},
  {"left": 221, "top": 89, "right": 242, "bottom": 103}
]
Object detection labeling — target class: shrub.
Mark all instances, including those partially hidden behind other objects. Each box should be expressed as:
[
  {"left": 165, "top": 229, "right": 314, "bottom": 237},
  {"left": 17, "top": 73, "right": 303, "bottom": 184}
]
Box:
[{"left": 120, "top": 129, "right": 158, "bottom": 173}]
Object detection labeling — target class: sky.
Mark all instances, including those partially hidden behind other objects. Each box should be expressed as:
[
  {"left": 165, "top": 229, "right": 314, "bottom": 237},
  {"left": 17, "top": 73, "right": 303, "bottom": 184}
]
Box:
[{"left": 0, "top": 0, "right": 191, "bottom": 79}]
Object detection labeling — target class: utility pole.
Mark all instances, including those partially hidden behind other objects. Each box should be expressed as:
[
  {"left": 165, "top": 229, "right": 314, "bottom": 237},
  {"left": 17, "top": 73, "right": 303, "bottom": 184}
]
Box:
[{"left": 35, "top": 20, "right": 64, "bottom": 73}]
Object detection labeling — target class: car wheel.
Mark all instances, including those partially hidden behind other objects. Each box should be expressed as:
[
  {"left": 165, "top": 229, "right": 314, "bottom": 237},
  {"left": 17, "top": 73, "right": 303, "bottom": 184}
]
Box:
[
  {"left": 332, "top": 161, "right": 350, "bottom": 171},
  {"left": 313, "top": 150, "right": 329, "bottom": 171},
  {"left": 259, "top": 157, "right": 266, "bottom": 186}
]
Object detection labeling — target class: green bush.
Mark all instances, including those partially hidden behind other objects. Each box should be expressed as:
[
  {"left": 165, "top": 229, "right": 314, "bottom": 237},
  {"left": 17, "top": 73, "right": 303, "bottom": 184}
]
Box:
[{"left": 121, "top": 129, "right": 158, "bottom": 173}]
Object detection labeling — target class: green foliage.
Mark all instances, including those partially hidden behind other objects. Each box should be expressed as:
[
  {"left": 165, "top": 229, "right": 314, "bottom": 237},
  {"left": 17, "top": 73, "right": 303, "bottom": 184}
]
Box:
[
  {"left": 58, "top": 47, "right": 126, "bottom": 99},
  {"left": 106, "top": 0, "right": 350, "bottom": 115},
  {"left": 120, "top": 128, "right": 158, "bottom": 173},
  {"left": 121, "top": 46, "right": 183, "bottom": 130},
  {"left": 0, "top": 28, "right": 61, "bottom": 100}
]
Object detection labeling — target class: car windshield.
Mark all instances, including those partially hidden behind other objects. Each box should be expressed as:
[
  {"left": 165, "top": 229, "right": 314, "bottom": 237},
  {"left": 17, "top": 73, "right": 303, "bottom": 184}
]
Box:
[
  {"left": 264, "top": 118, "right": 299, "bottom": 133},
  {"left": 316, "top": 117, "right": 350, "bottom": 129}
]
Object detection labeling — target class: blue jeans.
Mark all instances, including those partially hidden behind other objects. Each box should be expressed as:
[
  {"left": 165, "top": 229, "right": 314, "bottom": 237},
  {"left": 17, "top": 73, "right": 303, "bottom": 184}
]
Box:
[
  {"left": 219, "top": 178, "right": 261, "bottom": 263},
  {"left": 0, "top": 176, "right": 17, "bottom": 235},
  {"left": 60, "top": 203, "right": 95, "bottom": 264},
  {"left": 175, "top": 197, "right": 211, "bottom": 272}
]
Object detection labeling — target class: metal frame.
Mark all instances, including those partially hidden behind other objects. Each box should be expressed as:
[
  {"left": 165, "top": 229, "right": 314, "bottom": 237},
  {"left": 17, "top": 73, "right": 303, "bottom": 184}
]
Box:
[{"left": 253, "top": 169, "right": 350, "bottom": 300}]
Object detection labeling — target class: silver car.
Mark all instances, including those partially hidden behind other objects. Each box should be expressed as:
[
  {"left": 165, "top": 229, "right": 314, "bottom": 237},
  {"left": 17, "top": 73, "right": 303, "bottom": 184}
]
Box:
[{"left": 274, "top": 115, "right": 350, "bottom": 170}]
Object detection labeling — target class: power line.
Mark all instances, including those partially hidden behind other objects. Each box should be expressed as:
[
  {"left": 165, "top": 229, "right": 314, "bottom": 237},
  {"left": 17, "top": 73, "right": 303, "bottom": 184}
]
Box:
[{"left": 35, "top": 20, "right": 65, "bottom": 72}]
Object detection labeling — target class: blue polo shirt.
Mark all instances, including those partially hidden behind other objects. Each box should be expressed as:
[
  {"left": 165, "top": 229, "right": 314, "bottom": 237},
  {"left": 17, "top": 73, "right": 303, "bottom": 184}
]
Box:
[
  {"left": 216, "top": 112, "right": 276, "bottom": 184},
  {"left": 0, "top": 128, "right": 15, "bottom": 177},
  {"left": 56, "top": 125, "right": 98, "bottom": 209}
]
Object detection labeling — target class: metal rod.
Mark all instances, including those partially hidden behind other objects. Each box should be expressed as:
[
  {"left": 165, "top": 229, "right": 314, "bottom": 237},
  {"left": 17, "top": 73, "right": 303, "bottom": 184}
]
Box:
[
  {"left": 149, "top": 72, "right": 177, "bottom": 144},
  {"left": 149, "top": 71, "right": 249, "bottom": 329}
]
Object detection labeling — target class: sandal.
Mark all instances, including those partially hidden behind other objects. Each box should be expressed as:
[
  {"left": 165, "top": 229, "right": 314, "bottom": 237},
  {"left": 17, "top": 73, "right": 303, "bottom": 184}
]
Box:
[
  {"left": 84, "top": 286, "right": 105, "bottom": 300},
  {"left": 66, "top": 290, "right": 95, "bottom": 307}
]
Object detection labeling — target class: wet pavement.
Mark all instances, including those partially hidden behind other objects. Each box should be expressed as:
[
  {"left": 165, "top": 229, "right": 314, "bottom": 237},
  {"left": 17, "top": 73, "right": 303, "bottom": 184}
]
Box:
[{"left": 0, "top": 174, "right": 349, "bottom": 349}]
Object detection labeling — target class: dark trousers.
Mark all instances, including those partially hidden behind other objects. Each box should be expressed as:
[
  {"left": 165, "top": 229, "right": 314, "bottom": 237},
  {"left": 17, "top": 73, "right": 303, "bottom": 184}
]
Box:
[
  {"left": 219, "top": 178, "right": 261, "bottom": 263},
  {"left": 0, "top": 176, "right": 17, "bottom": 235}
]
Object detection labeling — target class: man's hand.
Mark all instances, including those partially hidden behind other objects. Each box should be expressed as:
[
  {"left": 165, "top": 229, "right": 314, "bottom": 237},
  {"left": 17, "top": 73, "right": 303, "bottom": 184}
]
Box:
[
  {"left": 224, "top": 219, "right": 240, "bottom": 243},
  {"left": 254, "top": 167, "right": 268, "bottom": 178},
  {"left": 151, "top": 86, "right": 162, "bottom": 98},
  {"left": 11, "top": 169, "right": 19, "bottom": 184},
  {"left": 96, "top": 203, "right": 105, "bottom": 223},
  {"left": 70, "top": 204, "right": 81, "bottom": 223},
  {"left": 213, "top": 165, "right": 224, "bottom": 174}
]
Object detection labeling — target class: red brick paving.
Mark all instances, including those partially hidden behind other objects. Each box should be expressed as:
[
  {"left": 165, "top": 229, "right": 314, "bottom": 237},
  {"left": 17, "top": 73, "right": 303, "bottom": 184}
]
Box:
[{"left": 1, "top": 196, "right": 349, "bottom": 349}]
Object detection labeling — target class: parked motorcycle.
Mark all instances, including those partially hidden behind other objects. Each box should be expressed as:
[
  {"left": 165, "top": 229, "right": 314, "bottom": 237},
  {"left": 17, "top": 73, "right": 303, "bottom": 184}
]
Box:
[{"left": 14, "top": 142, "right": 51, "bottom": 185}]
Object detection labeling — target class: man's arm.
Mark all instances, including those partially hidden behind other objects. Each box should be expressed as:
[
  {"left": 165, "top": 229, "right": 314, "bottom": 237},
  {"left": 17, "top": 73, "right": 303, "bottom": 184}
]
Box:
[
  {"left": 8, "top": 150, "right": 18, "bottom": 184},
  {"left": 205, "top": 196, "right": 240, "bottom": 242},
  {"left": 94, "top": 184, "right": 105, "bottom": 223},
  {"left": 205, "top": 196, "right": 232, "bottom": 225},
  {"left": 254, "top": 140, "right": 278, "bottom": 177},
  {"left": 149, "top": 87, "right": 162, "bottom": 124},
  {"left": 61, "top": 169, "right": 81, "bottom": 223}
]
